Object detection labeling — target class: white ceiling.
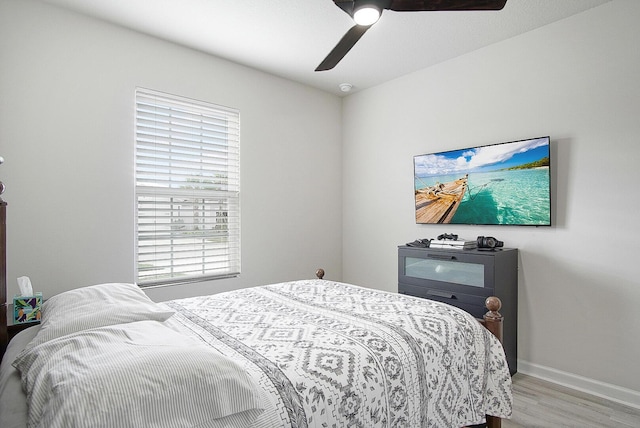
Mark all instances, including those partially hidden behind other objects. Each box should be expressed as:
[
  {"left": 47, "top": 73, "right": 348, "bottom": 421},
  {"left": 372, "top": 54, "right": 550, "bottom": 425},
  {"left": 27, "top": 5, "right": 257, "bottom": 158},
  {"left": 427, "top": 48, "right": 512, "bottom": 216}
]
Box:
[{"left": 40, "top": 0, "right": 610, "bottom": 96}]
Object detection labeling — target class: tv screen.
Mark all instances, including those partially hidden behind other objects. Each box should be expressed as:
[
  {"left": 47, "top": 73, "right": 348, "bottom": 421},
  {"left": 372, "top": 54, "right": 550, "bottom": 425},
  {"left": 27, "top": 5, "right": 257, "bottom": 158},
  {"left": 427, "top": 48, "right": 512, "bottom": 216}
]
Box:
[{"left": 414, "top": 136, "right": 551, "bottom": 225}]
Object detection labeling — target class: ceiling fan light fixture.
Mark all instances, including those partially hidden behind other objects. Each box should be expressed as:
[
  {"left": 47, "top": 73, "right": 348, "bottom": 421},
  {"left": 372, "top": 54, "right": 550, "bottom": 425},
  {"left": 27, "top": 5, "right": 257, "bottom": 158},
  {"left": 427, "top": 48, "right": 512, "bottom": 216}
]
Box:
[{"left": 353, "top": 4, "right": 381, "bottom": 26}]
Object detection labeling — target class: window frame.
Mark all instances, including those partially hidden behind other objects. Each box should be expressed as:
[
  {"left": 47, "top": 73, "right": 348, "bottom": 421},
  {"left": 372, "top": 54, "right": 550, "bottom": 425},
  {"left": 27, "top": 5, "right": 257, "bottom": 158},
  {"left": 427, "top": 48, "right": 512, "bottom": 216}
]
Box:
[{"left": 134, "top": 88, "right": 240, "bottom": 287}]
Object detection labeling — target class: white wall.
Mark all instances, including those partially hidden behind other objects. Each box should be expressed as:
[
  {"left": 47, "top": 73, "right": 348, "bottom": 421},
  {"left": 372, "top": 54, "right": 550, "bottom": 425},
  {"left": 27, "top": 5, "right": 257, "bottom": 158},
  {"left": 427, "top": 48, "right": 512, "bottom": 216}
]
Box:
[
  {"left": 0, "top": 0, "right": 343, "bottom": 302},
  {"left": 342, "top": 0, "right": 640, "bottom": 405}
]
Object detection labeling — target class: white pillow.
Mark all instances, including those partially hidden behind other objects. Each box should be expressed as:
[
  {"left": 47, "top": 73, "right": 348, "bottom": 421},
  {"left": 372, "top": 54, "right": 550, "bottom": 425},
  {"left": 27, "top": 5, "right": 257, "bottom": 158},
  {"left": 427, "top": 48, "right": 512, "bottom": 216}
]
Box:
[
  {"left": 24, "top": 282, "right": 174, "bottom": 350},
  {"left": 13, "top": 320, "right": 265, "bottom": 428}
]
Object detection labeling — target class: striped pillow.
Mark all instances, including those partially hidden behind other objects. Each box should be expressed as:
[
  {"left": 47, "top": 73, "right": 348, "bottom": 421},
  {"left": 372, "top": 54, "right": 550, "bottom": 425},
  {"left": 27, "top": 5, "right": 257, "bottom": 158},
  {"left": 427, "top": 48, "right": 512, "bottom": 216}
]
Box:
[
  {"left": 23, "top": 282, "right": 174, "bottom": 350},
  {"left": 13, "top": 320, "right": 265, "bottom": 428}
]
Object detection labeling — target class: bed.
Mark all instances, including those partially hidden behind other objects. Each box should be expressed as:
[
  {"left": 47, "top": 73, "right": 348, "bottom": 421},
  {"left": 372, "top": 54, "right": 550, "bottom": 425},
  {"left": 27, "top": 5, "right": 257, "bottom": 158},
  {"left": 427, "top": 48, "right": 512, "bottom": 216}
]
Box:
[{"left": 0, "top": 201, "right": 512, "bottom": 428}]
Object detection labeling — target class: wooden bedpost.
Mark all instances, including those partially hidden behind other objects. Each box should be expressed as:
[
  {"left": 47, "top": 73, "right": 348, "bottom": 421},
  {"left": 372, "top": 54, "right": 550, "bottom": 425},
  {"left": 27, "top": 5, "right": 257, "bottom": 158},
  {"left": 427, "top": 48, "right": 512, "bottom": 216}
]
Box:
[
  {"left": 315, "top": 268, "right": 325, "bottom": 279},
  {"left": 483, "top": 296, "right": 503, "bottom": 428},
  {"left": 0, "top": 198, "right": 7, "bottom": 352},
  {"left": 483, "top": 296, "right": 503, "bottom": 344}
]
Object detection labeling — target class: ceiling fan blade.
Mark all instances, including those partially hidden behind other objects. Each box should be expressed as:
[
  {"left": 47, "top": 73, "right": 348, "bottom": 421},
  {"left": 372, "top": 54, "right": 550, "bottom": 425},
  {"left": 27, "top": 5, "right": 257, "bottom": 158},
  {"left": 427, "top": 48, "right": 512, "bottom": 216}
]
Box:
[
  {"left": 388, "top": 0, "right": 507, "bottom": 12},
  {"left": 315, "top": 24, "right": 371, "bottom": 71}
]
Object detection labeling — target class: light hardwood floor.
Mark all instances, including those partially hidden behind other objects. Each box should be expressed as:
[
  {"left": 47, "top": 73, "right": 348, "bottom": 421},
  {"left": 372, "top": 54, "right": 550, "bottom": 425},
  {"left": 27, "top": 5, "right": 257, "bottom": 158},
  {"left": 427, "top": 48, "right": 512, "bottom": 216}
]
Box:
[{"left": 503, "top": 374, "right": 640, "bottom": 427}]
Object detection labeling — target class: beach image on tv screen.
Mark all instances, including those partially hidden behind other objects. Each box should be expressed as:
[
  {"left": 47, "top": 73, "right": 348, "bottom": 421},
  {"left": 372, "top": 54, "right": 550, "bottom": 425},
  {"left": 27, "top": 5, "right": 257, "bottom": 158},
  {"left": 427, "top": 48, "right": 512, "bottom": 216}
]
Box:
[{"left": 414, "top": 137, "right": 551, "bottom": 225}]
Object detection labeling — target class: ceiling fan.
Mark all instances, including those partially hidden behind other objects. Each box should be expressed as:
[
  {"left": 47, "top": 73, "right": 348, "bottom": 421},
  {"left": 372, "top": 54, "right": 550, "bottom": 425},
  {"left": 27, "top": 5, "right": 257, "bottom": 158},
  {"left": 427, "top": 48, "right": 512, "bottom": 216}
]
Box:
[{"left": 315, "top": 0, "right": 508, "bottom": 71}]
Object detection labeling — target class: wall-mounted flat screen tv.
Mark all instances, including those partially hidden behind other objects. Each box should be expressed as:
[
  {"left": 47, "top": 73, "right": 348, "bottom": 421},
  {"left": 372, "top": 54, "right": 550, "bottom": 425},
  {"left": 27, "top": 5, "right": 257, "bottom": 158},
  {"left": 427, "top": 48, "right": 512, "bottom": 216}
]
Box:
[{"left": 414, "top": 136, "right": 551, "bottom": 225}]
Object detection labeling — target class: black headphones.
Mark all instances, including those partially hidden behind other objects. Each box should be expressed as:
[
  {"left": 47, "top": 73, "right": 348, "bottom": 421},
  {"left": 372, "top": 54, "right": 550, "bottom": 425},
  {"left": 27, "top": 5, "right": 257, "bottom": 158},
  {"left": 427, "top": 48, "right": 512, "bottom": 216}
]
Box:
[{"left": 477, "top": 236, "right": 504, "bottom": 249}]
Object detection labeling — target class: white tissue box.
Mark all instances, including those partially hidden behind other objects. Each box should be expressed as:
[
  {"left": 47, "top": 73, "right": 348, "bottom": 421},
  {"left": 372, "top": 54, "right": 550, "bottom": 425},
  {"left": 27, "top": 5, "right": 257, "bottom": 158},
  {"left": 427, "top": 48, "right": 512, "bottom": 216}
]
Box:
[{"left": 13, "top": 292, "right": 43, "bottom": 323}]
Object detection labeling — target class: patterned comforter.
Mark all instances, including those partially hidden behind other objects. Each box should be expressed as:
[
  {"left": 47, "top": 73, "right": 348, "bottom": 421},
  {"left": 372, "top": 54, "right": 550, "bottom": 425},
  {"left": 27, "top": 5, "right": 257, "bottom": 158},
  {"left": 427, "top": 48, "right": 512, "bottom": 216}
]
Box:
[{"left": 164, "top": 279, "right": 512, "bottom": 428}]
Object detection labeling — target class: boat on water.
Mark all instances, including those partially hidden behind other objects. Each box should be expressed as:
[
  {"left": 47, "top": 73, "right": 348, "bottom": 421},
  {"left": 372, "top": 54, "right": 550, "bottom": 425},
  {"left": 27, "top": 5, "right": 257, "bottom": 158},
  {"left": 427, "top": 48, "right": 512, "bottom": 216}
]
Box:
[{"left": 415, "top": 174, "right": 468, "bottom": 224}]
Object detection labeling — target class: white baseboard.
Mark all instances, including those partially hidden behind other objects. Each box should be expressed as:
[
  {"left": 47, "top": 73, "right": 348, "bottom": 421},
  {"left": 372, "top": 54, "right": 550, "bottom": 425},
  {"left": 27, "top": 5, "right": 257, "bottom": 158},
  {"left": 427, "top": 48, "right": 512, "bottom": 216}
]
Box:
[{"left": 517, "top": 360, "right": 640, "bottom": 410}]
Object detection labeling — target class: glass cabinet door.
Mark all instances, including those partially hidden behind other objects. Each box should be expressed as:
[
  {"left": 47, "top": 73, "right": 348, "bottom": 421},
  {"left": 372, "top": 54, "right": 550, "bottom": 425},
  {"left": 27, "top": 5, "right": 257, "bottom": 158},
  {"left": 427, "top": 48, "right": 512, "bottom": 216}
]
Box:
[{"left": 404, "top": 256, "right": 484, "bottom": 288}]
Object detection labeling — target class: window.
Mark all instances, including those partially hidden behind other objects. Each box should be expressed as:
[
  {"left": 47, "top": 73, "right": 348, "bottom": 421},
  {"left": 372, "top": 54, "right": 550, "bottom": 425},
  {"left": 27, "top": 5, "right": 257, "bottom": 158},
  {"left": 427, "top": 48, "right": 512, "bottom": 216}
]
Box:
[{"left": 135, "top": 88, "right": 240, "bottom": 286}]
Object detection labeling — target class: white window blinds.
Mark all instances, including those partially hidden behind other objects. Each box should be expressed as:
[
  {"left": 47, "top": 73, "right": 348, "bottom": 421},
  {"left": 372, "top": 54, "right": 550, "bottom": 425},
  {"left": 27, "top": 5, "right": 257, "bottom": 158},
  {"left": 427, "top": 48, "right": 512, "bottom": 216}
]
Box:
[{"left": 135, "top": 88, "right": 240, "bottom": 286}]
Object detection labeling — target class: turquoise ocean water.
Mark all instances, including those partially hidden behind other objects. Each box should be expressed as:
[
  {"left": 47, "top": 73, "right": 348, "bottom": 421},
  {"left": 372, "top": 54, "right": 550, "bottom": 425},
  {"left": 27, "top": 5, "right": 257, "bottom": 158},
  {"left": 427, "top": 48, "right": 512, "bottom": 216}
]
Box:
[{"left": 415, "top": 168, "right": 550, "bottom": 225}]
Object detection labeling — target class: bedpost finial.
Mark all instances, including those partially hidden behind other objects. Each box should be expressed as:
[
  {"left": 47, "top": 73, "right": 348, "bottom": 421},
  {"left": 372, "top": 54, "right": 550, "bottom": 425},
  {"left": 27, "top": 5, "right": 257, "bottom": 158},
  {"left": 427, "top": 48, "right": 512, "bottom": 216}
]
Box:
[
  {"left": 0, "top": 156, "right": 4, "bottom": 199},
  {"left": 315, "top": 268, "right": 325, "bottom": 279},
  {"left": 483, "top": 296, "right": 504, "bottom": 344},
  {"left": 485, "top": 296, "right": 501, "bottom": 312},
  {"left": 484, "top": 296, "right": 503, "bottom": 321}
]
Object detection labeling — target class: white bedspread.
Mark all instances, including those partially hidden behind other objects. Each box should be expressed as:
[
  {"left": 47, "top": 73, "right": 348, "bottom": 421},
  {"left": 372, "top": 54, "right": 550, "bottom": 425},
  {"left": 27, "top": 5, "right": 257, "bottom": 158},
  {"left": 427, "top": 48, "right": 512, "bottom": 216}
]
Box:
[{"left": 163, "top": 279, "right": 513, "bottom": 427}]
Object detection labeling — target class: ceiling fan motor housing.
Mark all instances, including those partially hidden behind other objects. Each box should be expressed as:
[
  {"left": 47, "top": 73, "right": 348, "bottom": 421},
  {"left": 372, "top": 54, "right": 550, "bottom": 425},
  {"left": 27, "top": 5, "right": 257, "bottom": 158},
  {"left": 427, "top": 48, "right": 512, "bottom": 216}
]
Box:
[{"left": 339, "top": 1, "right": 392, "bottom": 18}]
